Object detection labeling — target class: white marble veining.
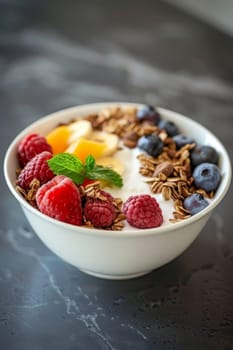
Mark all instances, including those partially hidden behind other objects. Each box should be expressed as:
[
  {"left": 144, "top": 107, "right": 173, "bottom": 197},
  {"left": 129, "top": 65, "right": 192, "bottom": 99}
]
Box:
[{"left": 4, "top": 228, "right": 147, "bottom": 349}]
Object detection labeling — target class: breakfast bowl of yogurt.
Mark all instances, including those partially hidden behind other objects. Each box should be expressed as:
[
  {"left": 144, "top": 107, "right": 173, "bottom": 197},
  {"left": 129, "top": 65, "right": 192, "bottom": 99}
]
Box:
[{"left": 3, "top": 103, "right": 232, "bottom": 279}]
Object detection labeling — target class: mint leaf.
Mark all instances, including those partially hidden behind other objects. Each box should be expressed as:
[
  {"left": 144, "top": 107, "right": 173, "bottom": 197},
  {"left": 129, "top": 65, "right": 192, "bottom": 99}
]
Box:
[
  {"left": 47, "top": 153, "right": 123, "bottom": 188},
  {"left": 47, "top": 153, "right": 85, "bottom": 184},
  {"left": 86, "top": 165, "right": 123, "bottom": 188},
  {"left": 85, "top": 155, "right": 95, "bottom": 172}
]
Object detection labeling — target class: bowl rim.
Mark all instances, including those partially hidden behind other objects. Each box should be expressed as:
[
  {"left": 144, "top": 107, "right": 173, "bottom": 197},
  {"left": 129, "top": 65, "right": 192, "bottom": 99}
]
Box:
[{"left": 3, "top": 102, "right": 232, "bottom": 238}]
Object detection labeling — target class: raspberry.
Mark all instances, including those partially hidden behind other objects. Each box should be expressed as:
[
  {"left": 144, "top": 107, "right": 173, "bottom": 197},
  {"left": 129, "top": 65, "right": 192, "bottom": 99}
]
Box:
[
  {"left": 17, "top": 133, "right": 52, "bottom": 167},
  {"left": 123, "top": 194, "right": 163, "bottom": 229},
  {"left": 98, "top": 190, "right": 114, "bottom": 203},
  {"left": 36, "top": 175, "right": 83, "bottom": 226},
  {"left": 84, "top": 194, "right": 116, "bottom": 227},
  {"left": 16, "top": 151, "right": 55, "bottom": 190}
]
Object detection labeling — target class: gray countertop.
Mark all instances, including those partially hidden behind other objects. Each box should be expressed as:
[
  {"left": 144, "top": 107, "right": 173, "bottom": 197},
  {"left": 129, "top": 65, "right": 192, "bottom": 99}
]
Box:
[{"left": 1, "top": 1, "right": 233, "bottom": 349}]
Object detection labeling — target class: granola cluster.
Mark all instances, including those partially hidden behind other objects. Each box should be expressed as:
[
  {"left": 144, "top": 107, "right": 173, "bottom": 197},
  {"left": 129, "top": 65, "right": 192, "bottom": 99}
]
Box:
[{"left": 16, "top": 178, "right": 40, "bottom": 208}]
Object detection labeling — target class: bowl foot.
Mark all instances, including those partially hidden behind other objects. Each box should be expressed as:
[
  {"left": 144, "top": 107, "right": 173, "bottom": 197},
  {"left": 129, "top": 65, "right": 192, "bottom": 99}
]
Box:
[{"left": 79, "top": 268, "right": 152, "bottom": 280}]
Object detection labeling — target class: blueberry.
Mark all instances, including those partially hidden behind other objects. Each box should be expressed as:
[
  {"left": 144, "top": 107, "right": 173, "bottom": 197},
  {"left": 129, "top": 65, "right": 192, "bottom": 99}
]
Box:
[
  {"left": 183, "top": 193, "right": 209, "bottom": 215},
  {"left": 158, "top": 119, "right": 179, "bottom": 136},
  {"left": 138, "top": 134, "right": 164, "bottom": 157},
  {"left": 193, "top": 162, "right": 221, "bottom": 192},
  {"left": 191, "top": 145, "right": 219, "bottom": 167},
  {"left": 137, "top": 105, "right": 161, "bottom": 125},
  {"left": 173, "top": 134, "right": 195, "bottom": 149}
]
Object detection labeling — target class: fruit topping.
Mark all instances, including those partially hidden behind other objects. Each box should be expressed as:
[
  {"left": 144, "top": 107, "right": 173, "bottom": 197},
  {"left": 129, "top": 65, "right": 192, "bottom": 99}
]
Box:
[
  {"left": 173, "top": 134, "right": 195, "bottom": 149},
  {"left": 137, "top": 105, "right": 161, "bottom": 125},
  {"left": 46, "top": 120, "right": 93, "bottom": 155},
  {"left": 46, "top": 125, "right": 71, "bottom": 155},
  {"left": 158, "top": 120, "right": 179, "bottom": 137},
  {"left": 91, "top": 131, "right": 119, "bottom": 156},
  {"left": 65, "top": 138, "right": 107, "bottom": 163},
  {"left": 18, "top": 133, "right": 52, "bottom": 167},
  {"left": 138, "top": 134, "right": 164, "bottom": 157},
  {"left": 68, "top": 120, "right": 92, "bottom": 144},
  {"left": 192, "top": 162, "right": 221, "bottom": 192},
  {"left": 84, "top": 191, "right": 116, "bottom": 227},
  {"left": 36, "top": 175, "right": 83, "bottom": 225},
  {"left": 183, "top": 193, "right": 209, "bottom": 215},
  {"left": 123, "top": 194, "right": 163, "bottom": 229},
  {"left": 16, "top": 151, "right": 55, "bottom": 190},
  {"left": 191, "top": 145, "right": 219, "bottom": 167}
]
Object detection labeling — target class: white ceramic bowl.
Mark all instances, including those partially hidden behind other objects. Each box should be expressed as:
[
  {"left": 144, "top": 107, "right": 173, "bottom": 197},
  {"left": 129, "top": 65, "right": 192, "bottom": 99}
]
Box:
[{"left": 4, "top": 103, "right": 232, "bottom": 279}]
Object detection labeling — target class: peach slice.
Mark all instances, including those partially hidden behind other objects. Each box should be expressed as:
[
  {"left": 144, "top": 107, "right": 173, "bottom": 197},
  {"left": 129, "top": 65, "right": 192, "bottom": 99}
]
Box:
[
  {"left": 46, "top": 125, "right": 71, "bottom": 154},
  {"left": 65, "top": 138, "right": 107, "bottom": 162}
]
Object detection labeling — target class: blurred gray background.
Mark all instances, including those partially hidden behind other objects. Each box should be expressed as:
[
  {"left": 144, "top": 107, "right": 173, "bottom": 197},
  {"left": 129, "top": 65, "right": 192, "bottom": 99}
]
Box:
[{"left": 168, "top": 0, "right": 233, "bottom": 35}]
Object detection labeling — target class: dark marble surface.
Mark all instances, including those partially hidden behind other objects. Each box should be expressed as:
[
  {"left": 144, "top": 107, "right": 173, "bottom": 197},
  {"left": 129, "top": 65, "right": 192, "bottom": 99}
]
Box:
[{"left": 1, "top": 1, "right": 233, "bottom": 349}]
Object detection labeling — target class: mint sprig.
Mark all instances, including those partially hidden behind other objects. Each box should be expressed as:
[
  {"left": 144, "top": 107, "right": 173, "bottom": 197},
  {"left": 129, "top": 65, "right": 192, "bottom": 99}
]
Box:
[{"left": 47, "top": 154, "right": 123, "bottom": 188}]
